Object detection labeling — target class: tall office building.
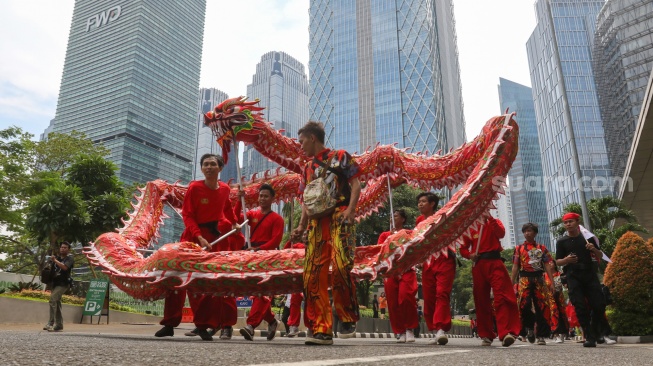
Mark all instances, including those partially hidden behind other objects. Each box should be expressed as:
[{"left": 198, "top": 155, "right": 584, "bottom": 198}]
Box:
[
  {"left": 51, "top": 0, "right": 206, "bottom": 244},
  {"left": 593, "top": 0, "right": 653, "bottom": 185},
  {"left": 194, "top": 88, "right": 229, "bottom": 180},
  {"left": 490, "top": 189, "right": 515, "bottom": 249},
  {"left": 526, "top": 0, "right": 613, "bottom": 228},
  {"left": 498, "top": 78, "right": 552, "bottom": 249},
  {"left": 243, "top": 51, "right": 309, "bottom": 178},
  {"left": 309, "top": 0, "right": 466, "bottom": 155}
]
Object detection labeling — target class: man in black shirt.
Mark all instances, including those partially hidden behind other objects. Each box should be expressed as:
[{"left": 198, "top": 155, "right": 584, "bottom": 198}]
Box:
[
  {"left": 555, "top": 213, "right": 608, "bottom": 347},
  {"left": 44, "top": 242, "right": 74, "bottom": 332}
]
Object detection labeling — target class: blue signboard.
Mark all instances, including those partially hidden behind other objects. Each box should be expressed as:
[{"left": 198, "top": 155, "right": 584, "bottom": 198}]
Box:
[{"left": 236, "top": 298, "right": 253, "bottom": 307}]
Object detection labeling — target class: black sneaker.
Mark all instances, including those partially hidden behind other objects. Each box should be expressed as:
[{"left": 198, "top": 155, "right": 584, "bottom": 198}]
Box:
[
  {"left": 208, "top": 328, "right": 218, "bottom": 336},
  {"left": 526, "top": 328, "right": 535, "bottom": 344},
  {"left": 240, "top": 325, "right": 254, "bottom": 341},
  {"left": 267, "top": 319, "right": 279, "bottom": 341},
  {"left": 197, "top": 328, "right": 213, "bottom": 341},
  {"left": 339, "top": 322, "right": 356, "bottom": 339},
  {"left": 219, "top": 326, "right": 233, "bottom": 340},
  {"left": 597, "top": 337, "right": 606, "bottom": 344},
  {"left": 583, "top": 339, "right": 597, "bottom": 347},
  {"left": 43, "top": 323, "right": 53, "bottom": 331},
  {"left": 305, "top": 332, "right": 333, "bottom": 345},
  {"left": 184, "top": 328, "right": 199, "bottom": 337},
  {"left": 155, "top": 326, "right": 174, "bottom": 337}
]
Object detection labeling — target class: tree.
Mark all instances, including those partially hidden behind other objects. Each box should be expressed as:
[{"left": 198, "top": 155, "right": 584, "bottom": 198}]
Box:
[
  {"left": 35, "top": 131, "right": 109, "bottom": 175},
  {"left": 0, "top": 127, "right": 36, "bottom": 231},
  {"left": 0, "top": 130, "right": 128, "bottom": 275},
  {"left": 604, "top": 232, "right": 653, "bottom": 336},
  {"left": 549, "top": 196, "right": 648, "bottom": 258},
  {"left": 65, "top": 154, "right": 128, "bottom": 243}
]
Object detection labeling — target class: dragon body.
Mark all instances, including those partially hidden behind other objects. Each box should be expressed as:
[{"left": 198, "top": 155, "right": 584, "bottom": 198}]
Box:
[{"left": 85, "top": 97, "right": 519, "bottom": 300}]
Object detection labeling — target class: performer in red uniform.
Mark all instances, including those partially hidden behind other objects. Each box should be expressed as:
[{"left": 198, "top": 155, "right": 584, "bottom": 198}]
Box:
[
  {"left": 510, "top": 223, "right": 557, "bottom": 345},
  {"left": 155, "top": 154, "right": 238, "bottom": 341},
  {"left": 282, "top": 236, "right": 306, "bottom": 337},
  {"left": 235, "top": 184, "right": 285, "bottom": 341},
  {"left": 379, "top": 209, "right": 418, "bottom": 343},
  {"left": 460, "top": 216, "right": 520, "bottom": 347},
  {"left": 416, "top": 192, "right": 456, "bottom": 346}
]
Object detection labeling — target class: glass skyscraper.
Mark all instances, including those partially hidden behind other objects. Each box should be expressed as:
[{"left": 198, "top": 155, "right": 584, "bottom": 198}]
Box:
[
  {"left": 51, "top": 0, "right": 206, "bottom": 244},
  {"left": 194, "top": 88, "right": 235, "bottom": 181},
  {"left": 593, "top": 0, "right": 653, "bottom": 185},
  {"left": 243, "top": 51, "right": 309, "bottom": 178},
  {"left": 498, "top": 78, "right": 552, "bottom": 249},
  {"left": 309, "top": 0, "right": 466, "bottom": 155},
  {"left": 527, "top": 0, "right": 613, "bottom": 230}
]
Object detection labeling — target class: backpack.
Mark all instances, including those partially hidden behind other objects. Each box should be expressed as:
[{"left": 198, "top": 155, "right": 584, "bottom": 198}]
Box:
[
  {"left": 303, "top": 155, "right": 337, "bottom": 219},
  {"left": 40, "top": 260, "right": 55, "bottom": 284}
]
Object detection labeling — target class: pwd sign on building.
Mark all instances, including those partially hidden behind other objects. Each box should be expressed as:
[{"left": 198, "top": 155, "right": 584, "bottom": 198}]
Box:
[{"left": 86, "top": 6, "right": 121, "bottom": 32}]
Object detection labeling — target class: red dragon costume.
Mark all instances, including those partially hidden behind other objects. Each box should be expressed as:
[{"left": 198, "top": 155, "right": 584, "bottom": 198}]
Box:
[{"left": 84, "top": 97, "right": 519, "bottom": 301}]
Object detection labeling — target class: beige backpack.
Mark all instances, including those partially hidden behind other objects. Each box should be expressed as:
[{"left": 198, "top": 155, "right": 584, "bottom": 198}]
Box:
[{"left": 303, "top": 155, "right": 337, "bottom": 219}]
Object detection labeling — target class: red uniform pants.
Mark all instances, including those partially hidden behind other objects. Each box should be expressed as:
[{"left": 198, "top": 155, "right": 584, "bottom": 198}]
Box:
[
  {"left": 422, "top": 255, "right": 456, "bottom": 332},
  {"left": 288, "top": 293, "right": 303, "bottom": 327},
  {"left": 472, "top": 259, "right": 521, "bottom": 340},
  {"left": 160, "top": 291, "right": 237, "bottom": 330},
  {"left": 247, "top": 296, "right": 275, "bottom": 328},
  {"left": 384, "top": 270, "right": 419, "bottom": 334}
]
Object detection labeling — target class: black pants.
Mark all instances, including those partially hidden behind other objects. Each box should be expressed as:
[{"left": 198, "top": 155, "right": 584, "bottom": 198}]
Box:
[
  {"left": 281, "top": 306, "right": 291, "bottom": 333},
  {"left": 566, "top": 270, "right": 607, "bottom": 341}
]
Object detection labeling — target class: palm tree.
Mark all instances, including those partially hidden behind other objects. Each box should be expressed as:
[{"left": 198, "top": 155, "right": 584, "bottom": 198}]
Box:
[{"left": 550, "top": 196, "right": 648, "bottom": 257}]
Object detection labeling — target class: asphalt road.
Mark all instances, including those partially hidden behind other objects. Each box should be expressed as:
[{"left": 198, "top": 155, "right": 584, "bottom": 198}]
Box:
[{"left": 1, "top": 324, "right": 651, "bottom": 366}]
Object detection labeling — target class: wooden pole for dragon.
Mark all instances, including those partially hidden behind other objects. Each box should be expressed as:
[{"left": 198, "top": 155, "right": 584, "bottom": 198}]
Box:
[
  {"left": 387, "top": 175, "right": 395, "bottom": 231},
  {"left": 234, "top": 142, "right": 251, "bottom": 248}
]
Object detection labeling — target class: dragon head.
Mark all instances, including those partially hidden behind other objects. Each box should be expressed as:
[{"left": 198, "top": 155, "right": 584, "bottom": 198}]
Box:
[{"left": 203, "top": 96, "right": 267, "bottom": 163}]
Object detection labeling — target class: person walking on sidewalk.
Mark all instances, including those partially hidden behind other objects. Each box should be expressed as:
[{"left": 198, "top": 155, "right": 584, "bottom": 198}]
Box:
[
  {"left": 380, "top": 209, "right": 418, "bottom": 343},
  {"left": 416, "top": 192, "right": 456, "bottom": 346},
  {"left": 291, "top": 121, "right": 362, "bottom": 346},
  {"left": 460, "top": 216, "right": 520, "bottom": 347},
  {"left": 235, "top": 183, "right": 284, "bottom": 342},
  {"left": 44, "top": 241, "right": 74, "bottom": 332}
]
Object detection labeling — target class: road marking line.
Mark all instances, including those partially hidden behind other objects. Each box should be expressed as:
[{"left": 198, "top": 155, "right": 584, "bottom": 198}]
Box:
[{"left": 245, "top": 350, "right": 470, "bottom": 366}]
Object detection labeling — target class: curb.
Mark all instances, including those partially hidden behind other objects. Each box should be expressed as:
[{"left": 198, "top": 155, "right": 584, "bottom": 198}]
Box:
[
  {"left": 241, "top": 329, "right": 472, "bottom": 339},
  {"left": 617, "top": 335, "right": 653, "bottom": 344}
]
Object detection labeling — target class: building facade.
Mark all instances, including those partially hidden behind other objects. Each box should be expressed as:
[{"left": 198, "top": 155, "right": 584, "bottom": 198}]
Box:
[
  {"left": 308, "top": 0, "right": 466, "bottom": 155},
  {"left": 243, "top": 51, "right": 309, "bottom": 178},
  {"left": 490, "top": 189, "right": 515, "bottom": 249},
  {"left": 51, "top": 0, "right": 206, "bottom": 244},
  {"left": 498, "top": 78, "right": 552, "bottom": 249},
  {"left": 526, "top": 0, "right": 613, "bottom": 230},
  {"left": 194, "top": 88, "right": 230, "bottom": 180},
  {"left": 593, "top": 0, "right": 653, "bottom": 185}
]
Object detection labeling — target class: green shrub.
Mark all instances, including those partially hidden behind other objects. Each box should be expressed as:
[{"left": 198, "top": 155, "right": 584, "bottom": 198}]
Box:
[
  {"left": 607, "top": 308, "right": 653, "bottom": 336},
  {"left": 604, "top": 232, "right": 653, "bottom": 335},
  {"left": 8, "top": 282, "right": 42, "bottom": 292}
]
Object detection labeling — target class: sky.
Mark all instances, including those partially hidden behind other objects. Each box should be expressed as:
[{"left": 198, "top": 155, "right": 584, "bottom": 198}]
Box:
[{"left": 0, "top": 0, "right": 537, "bottom": 141}]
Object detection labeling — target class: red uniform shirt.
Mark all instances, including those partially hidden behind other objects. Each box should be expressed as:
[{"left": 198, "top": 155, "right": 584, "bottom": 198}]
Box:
[
  {"left": 460, "top": 217, "right": 505, "bottom": 258},
  {"left": 181, "top": 180, "right": 237, "bottom": 242},
  {"left": 245, "top": 209, "right": 284, "bottom": 250}
]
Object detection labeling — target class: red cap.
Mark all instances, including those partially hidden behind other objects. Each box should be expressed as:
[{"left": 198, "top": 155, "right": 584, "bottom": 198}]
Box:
[{"left": 562, "top": 212, "right": 580, "bottom": 221}]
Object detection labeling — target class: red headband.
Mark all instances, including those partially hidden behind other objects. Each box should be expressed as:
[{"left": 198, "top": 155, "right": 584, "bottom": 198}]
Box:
[{"left": 562, "top": 212, "right": 580, "bottom": 221}]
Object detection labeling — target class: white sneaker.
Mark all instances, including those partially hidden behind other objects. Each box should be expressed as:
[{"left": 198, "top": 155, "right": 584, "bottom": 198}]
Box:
[
  {"left": 435, "top": 329, "right": 448, "bottom": 345},
  {"left": 397, "top": 333, "right": 406, "bottom": 343},
  {"left": 286, "top": 326, "right": 299, "bottom": 338},
  {"left": 555, "top": 336, "right": 563, "bottom": 343},
  {"left": 481, "top": 337, "right": 493, "bottom": 346},
  {"left": 405, "top": 329, "right": 415, "bottom": 343},
  {"left": 605, "top": 338, "right": 617, "bottom": 345}
]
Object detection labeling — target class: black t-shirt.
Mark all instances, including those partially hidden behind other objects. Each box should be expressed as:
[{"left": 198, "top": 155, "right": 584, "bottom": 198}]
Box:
[
  {"left": 555, "top": 234, "right": 598, "bottom": 267},
  {"left": 52, "top": 255, "right": 74, "bottom": 287}
]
